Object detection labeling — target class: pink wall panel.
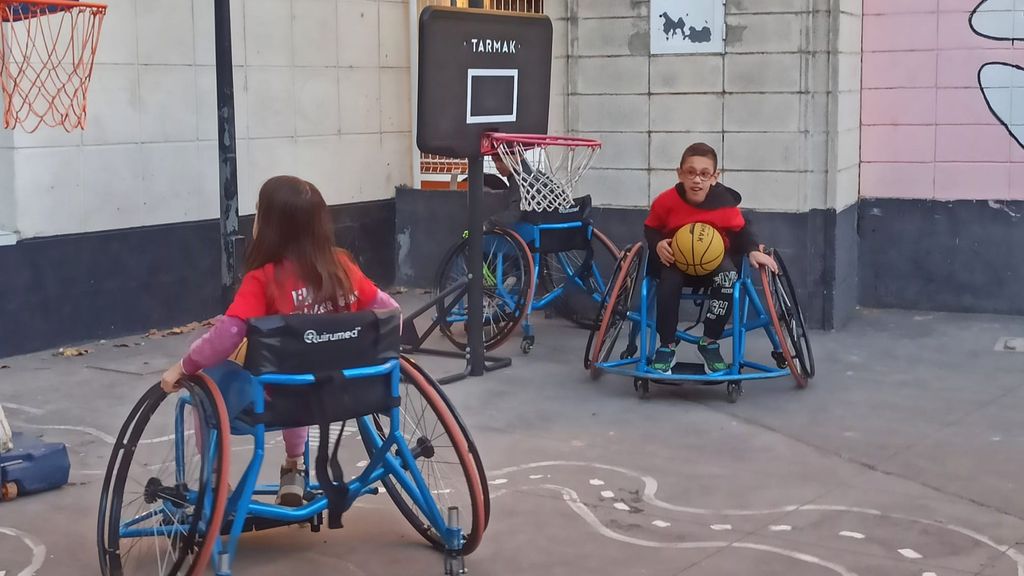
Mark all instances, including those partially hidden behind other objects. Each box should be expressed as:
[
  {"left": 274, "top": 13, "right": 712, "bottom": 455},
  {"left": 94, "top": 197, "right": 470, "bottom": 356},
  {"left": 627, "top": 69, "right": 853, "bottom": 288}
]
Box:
[{"left": 861, "top": 2, "right": 1023, "bottom": 201}]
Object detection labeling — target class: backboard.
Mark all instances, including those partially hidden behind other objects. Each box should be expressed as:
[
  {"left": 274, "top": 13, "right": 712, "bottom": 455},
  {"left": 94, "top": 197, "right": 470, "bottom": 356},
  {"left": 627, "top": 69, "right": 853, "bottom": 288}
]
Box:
[{"left": 416, "top": 6, "right": 552, "bottom": 159}]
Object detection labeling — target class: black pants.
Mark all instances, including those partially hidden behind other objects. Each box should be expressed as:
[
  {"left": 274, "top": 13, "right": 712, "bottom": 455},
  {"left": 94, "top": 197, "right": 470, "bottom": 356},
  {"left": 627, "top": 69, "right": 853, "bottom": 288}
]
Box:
[{"left": 654, "top": 256, "right": 738, "bottom": 346}]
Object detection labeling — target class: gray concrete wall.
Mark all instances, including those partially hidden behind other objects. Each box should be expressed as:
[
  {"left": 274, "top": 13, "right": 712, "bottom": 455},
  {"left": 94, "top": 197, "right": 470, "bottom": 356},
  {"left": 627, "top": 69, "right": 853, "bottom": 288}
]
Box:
[{"left": 568, "top": 0, "right": 841, "bottom": 213}]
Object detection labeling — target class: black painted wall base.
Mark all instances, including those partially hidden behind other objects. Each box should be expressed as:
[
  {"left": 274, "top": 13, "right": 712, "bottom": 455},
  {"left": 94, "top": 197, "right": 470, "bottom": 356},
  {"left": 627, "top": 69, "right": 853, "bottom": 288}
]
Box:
[
  {"left": 859, "top": 198, "right": 1024, "bottom": 316},
  {"left": 394, "top": 187, "right": 860, "bottom": 331},
  {"left": 0, "top": 199, "right": 395, "bottom": 358}
]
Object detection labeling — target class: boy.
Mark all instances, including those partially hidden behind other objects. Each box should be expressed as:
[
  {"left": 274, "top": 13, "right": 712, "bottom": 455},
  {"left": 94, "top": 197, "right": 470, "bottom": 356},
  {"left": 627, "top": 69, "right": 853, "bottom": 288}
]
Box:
[{"left": 644, "top": 143, "right": 777, "bottom": 374}]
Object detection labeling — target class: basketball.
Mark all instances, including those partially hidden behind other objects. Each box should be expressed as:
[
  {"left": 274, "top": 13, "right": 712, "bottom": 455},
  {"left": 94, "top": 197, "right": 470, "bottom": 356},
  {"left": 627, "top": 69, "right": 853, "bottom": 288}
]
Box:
[{"left": 672, "top": 223, "right": 725, "bottom": 276}]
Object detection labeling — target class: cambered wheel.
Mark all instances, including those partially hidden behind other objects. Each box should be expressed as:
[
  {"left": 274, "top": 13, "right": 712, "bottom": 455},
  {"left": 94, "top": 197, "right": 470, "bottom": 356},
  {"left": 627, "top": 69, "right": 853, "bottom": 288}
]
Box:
[
  {"left": 760, "top": 248, "right": 816, "bottom": 388},
  {"left": 584, "top": 243, "right": 644, "bottom": 380}
]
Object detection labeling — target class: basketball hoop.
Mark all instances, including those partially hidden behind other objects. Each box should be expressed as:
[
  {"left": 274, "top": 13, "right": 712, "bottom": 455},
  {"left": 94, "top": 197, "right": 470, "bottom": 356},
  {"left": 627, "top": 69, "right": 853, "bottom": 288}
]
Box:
[
  {"left": 483, "top": 133, "right": 602, "bottom": 213},
  {"left": 1, "top": 0, "right": 107, "bottom": 132}
]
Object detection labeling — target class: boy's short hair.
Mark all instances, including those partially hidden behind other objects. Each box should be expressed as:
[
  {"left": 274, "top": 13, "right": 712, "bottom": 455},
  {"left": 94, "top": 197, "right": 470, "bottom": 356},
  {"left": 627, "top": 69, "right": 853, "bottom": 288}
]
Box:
[{"left": 680, "top": 142, "right": 718, "bottom": 170}]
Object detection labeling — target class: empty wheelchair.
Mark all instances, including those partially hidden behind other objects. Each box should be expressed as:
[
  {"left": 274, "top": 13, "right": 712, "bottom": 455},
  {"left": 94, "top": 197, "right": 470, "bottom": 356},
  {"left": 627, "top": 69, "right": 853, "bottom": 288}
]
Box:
[
  {"left": 433, "top": 133, "right": 620, "bottom": 354},
  {"left": 97, "top": 309, "right": 488, "bottom": 575},
  {"left": 585, "top": 242, "right": 815, "bottom": 402}
]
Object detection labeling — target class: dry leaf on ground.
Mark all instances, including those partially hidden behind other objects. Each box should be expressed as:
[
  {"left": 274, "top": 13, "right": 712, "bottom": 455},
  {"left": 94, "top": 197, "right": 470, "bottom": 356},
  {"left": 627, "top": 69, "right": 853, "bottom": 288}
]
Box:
[{"left": 54, "top": 347, "right": 90, "bottom": 357}]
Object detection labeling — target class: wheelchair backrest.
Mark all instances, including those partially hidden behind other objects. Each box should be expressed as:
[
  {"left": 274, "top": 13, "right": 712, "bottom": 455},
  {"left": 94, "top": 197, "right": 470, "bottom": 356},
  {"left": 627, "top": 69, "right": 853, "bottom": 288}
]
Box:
[{"left": 242, "top": 308, "right": 401, "bottom": 377}]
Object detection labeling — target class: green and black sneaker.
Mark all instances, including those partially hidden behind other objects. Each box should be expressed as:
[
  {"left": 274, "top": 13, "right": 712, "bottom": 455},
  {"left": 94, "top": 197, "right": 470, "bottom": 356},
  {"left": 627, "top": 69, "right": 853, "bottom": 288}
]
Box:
[
  {"left": 651, "top": 343, "right": 677, "bottom": 374},
  {"left": 697, "top": 337, "right": 728, "bottom": 374}
]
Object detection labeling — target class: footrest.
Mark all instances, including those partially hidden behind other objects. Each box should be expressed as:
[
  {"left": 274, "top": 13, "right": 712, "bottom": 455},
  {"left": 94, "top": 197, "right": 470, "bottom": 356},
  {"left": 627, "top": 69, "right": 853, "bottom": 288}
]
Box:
[{"left": 670, "top": 362, "right": 706, "bottom": 376}]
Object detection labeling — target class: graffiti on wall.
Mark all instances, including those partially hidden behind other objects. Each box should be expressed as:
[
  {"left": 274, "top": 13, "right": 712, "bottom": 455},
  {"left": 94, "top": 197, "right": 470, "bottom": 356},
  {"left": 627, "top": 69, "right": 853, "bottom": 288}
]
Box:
[
  {"left": 650, "top": 0, "right": 724, "bottom": 54},
  {"left": 971, "top": 0, "right": 1024, "bottom": 149}
]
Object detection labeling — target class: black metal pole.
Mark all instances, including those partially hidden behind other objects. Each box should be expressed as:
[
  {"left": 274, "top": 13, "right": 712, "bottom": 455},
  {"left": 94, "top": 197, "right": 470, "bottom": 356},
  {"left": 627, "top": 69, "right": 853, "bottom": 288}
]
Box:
[
  {"left": 466, "top": 156, "right": 485, "bottom": 376},
  {"left": 214, "top": 0, "right": 241, "bottom": 307}
]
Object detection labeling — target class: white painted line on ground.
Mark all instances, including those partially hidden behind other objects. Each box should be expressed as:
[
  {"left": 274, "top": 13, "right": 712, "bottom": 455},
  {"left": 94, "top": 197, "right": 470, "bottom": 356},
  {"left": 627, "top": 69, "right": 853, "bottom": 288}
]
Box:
[
  {"left": 710, "top": 524, "right": 732, "bottom": 531},
  {"left": 0, "top": 527, "right": 46, "bottom": 576},
  {"left": 356, "top": 460, "right": 368, "bottom": 468},
  {"left": 613, "top": 502, "right": 631, "bottom": 511},
  {"left": 770, "top": 525, "right": 792, "bottom": 531},
  {"left": 899, "top": 548, "right": 923, "bottom": 559},
  {"left": 489, "top": 478, "right": 508, "bottom": 485},
  {"left": 600, "top": 490, "right": 615, "bottom": 498},
  {"left": 652, "top": 520, "right": 671, "bottom": 528},
  {"left": 3, "top": 403, "right": 44, "bottom": 415},
  {"left": 17, "top": 423, "right": 114, "bottom": 444},
  {"left": 922, "top": 572, "right": 937, "bottom": 576},
  {"left": 528, "top": 474, "right": 546, "bottom": 479},
  {"left": 544, "top": 485, "right": 857, "bottom": 576},
  {"left": 839, "top": 531, "right": 865, "bottom": 539},
  {"left": 486, "top": 460, "right": 1024, "bottom": 576},
  {"left": 589, "top": 478, "right": 605, "bottom": 486}
]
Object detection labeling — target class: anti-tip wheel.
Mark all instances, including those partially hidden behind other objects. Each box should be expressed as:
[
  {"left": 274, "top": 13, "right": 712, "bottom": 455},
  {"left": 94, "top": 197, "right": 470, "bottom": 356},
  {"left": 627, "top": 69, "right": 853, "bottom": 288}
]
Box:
[
  {"left": 521, "top": 335, "right": 535, "bottom": 354},
  {"left": 726, "top": 382, "right": 743, "bottom": 404},
  {"left": 634, "top": 378, "right": 650, "bottom": 398}
]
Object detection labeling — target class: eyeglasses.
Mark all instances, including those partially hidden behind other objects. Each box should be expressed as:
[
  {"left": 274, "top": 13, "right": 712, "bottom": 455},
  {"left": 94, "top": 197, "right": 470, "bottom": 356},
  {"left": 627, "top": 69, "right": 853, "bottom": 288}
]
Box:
[{"left": 680, "top": 168, "right": 715, "bottom": 182}]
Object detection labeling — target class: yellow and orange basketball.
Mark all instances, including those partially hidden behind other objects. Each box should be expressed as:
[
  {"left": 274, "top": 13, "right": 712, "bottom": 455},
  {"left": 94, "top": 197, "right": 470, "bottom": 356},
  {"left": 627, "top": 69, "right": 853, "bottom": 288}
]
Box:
[{"left": 672, "top": 223, "right": 725, "bottom": 276}]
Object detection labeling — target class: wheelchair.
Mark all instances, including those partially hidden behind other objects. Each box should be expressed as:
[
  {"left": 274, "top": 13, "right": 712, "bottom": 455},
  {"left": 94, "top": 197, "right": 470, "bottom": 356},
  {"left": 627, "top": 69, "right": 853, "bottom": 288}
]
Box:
[
  {"left": 584, "top": 242, "right": 815, "bottom": 402},
  {"left": 96, "top": 309, "right": 489, "bottom": 575},
  {"left": 433, "top": 194, "right": 620, "bottom": 355},
  {"left": 433, "top": 133, "right": 620, "bottom": 355}
]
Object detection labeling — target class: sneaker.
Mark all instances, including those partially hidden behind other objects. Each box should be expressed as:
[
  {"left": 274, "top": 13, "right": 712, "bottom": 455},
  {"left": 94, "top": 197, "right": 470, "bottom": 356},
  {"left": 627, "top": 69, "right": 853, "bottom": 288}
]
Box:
[
  {"left": 276, "top": 462, "right": 306, "bottom": 507},
  {"left": 697, "top": 338, "right": 728, "bottom": 374},
  {"left": 651, "top": 344, "right": 676, "bottom": 374}
]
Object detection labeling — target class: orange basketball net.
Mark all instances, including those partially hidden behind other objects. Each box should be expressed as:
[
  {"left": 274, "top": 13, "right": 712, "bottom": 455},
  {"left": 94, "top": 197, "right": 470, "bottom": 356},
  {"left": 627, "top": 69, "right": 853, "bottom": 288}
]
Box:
[{"left": 0, "top": 0, "right": 106, "bottom": 132}]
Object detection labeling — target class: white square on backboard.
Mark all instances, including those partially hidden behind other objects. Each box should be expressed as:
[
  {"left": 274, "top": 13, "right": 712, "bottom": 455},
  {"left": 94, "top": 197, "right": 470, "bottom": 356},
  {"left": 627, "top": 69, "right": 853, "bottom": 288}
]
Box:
[
  {"left": 466, "top": 69, "right": 519, "bottom": 124},
  {"left": 650, "top": 0, "right": 725, "bottom": 55}
]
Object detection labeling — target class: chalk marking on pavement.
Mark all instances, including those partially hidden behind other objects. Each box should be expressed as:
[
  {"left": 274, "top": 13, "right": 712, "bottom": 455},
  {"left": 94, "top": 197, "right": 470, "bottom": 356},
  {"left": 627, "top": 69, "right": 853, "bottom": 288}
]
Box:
[{"left": 0, "top": 527, "right": 46, "bottom": 576}]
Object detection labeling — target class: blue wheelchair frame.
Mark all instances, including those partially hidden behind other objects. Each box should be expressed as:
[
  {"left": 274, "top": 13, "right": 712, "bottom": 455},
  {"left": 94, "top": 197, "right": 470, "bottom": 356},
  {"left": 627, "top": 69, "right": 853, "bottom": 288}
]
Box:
[
  {"left": 126, "top": 359, "right": 465, "bottom": 575},
  {"left": 512, "top": 219, "right": 609, "bottom": 343},
  {"left": 595, "top": 256, "right": 792, "bottom": 387}
]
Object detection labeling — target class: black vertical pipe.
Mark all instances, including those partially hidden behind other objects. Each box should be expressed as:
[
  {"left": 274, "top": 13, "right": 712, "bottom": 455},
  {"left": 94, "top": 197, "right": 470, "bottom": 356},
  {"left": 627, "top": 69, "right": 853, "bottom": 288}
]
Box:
[
  {"left": 466, "top": 157, "right": 485, "bottom": 375},
  {"left": 214, "top": 0, "right": 241, "bottom": 307},
  {"left": 466, "top": 0, "right": 486, "bottom": 375}
]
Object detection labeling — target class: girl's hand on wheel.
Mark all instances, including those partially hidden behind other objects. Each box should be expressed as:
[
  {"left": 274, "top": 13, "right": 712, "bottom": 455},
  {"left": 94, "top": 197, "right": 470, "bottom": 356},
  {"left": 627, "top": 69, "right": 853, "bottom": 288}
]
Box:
[
  {"left": 656, "top": 238, "right": 674, "bottom": 267},
  {"left": 160, "top": 363, "right": 186, "bottom": 394}
]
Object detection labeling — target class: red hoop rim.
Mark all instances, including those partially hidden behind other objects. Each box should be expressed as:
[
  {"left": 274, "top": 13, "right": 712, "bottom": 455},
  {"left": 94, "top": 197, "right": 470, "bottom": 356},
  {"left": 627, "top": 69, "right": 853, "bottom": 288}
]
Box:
[
  {"left": 0, "top": 0, "right": 107, "bottom": 8},
  {"left": 482, "top": 132, "right": 602, "bottom": 155}
]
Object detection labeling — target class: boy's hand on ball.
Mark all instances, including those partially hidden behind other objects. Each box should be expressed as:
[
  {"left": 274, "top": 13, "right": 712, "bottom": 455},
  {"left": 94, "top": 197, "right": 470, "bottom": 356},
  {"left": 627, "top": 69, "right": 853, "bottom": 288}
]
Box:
[
  {"left": 657, "top": 239, "right": 674, "bottom": 266},
  {"left": 748, "top": 250, "right": 778, "bottom": 274}
]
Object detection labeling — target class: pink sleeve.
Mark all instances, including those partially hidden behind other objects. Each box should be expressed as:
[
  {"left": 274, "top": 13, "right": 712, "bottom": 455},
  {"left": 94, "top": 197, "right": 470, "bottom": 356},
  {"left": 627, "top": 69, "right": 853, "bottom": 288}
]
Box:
[
  {"left": 367, "top": 290, "right": 403, "bottom": 335},
  {"left": 181, "top": 315, "right": 248, "bottom": 375}
]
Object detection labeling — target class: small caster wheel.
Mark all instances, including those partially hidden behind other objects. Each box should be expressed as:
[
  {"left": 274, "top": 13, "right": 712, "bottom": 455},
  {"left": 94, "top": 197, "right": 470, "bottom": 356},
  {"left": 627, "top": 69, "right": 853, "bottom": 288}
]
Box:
[
  {"left": 771, "top": 351, "right": 787, "bottom": 369},
  {"left": 726, "top": 382, "right": 743, "bottom": 404},
  {"left": 620, "top": 344, "right": 637, "bottom": 360},
  {"left": 634, "top": 378, "right": 650, "bottom": 398},
  {"left": 521, "top": 335, "right": 535, "bottom": 354}
]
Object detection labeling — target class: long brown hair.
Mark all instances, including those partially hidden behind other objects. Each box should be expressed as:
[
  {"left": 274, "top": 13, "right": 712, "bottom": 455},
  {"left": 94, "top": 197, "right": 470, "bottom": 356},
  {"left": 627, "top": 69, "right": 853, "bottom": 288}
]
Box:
[{"left": 245, "top": 175, "right": 354, "bottom": 309}]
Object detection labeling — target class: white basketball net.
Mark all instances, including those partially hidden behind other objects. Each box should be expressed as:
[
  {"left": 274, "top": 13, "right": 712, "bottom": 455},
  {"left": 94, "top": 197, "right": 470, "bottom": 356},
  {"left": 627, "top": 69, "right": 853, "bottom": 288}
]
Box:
[{"left": 493, "top": 138, "right": 600, "bottom": 213}]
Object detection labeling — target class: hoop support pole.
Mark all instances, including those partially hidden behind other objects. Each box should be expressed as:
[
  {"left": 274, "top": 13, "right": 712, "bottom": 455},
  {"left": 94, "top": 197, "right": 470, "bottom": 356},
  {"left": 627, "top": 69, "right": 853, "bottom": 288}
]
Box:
[{"left": 214, "top": 0, "right": 242, "bottom": 306}]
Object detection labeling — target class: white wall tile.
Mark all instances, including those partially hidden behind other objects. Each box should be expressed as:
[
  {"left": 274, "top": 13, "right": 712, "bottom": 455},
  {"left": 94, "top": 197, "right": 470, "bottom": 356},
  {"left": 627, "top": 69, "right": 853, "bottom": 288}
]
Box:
[
  {"left": 577, "top": 169, "right": 649, "bottom": 207},
  {"left": 139, "top": 66, "right": 198, "bottom": 142},
  {"left": 247, "top": 138, "right": 297, "bottom": 206},
  {"left": 381, "top": 131, "right": 413, "bottom": 196},
  {"left": 0, "top": 149, "right": 13, "bottom": 231},
  {"left": 95, "top": 0, "right": 139, "bottom": 65},
  {"left": 245, "top": 0, "right": 293, "bottom": 66},
  {"left": 295, "top": 68, "right": 341, "bottom": 136},
  {"left": 294, "top": 136, "right": 343, "bottom": 199},
  {"left": 80, "top": 145, "right": 143, "bottom": 232},
  {"left": 13, "top": 147, "right": 83, "bottom": 237},
  {"left": 82, "top": 64, "right": 141, "bottom": 146},
  {"left": 380, "top": 68, "right": 410, "bottom": 133},
  {"left": 138, "top": 142, "right": 200, "bottom": 225},
  {"left": 247, "top": 67, "right": 295, "bottom": 138},
  {"left": 195, "top": 141, "right": 222, "bottom": 220},
  {"left": 338, "top": 0, "right": 379, "bottom": 68},
  {"left": 294, "top": 0, "right": 339, "bottom": 67},
  {"left": 379, "top": 1, "right": 409, "bottom": 68},
  {"left": 339, "top": 67, "right": 380, "bottom": 133},
  {"left": 137, "top": 0, "right": 195, "bottom": 65},
  {"left": 336, "top": 133, "right": 383, "bottom": 203}
]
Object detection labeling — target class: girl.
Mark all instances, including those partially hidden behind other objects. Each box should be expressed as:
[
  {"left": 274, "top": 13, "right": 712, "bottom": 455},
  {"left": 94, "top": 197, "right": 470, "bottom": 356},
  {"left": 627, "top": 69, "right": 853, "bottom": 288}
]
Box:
[{"left": 160, "top": 175, "right": 400, "bottom": 507}]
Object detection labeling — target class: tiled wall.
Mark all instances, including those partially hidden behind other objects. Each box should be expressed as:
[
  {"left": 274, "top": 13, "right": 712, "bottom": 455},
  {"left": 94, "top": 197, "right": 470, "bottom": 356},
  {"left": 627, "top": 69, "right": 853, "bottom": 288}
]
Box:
[
  {"left": 569, "top": 2, "right": 839, "bottom": 214},
  {"left": 3, "top": 0, "right": 413, "bottom": 239},
  {"left": 860, "top": 0, "right": 1024, "bottom": 201}
]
